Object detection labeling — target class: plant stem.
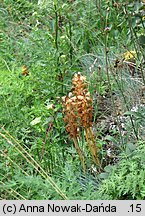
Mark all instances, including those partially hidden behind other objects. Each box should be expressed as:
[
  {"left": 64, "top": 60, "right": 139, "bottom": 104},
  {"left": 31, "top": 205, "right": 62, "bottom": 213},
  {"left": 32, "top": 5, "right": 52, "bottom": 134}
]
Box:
[
  {"left": 85, "top": 127, "right": 100, "bottom": 166},
  {"left": 54, "top": 2, "right": 64, "bottom": 94},
  {"left": 69, "top": 20, "right": 73, "bottom": 65},
  {"left": 54, "top": 3, "right": 58, "bottom": 51},
  {"left": 72, "top": 136, "right": 86, "bottom": 173}
]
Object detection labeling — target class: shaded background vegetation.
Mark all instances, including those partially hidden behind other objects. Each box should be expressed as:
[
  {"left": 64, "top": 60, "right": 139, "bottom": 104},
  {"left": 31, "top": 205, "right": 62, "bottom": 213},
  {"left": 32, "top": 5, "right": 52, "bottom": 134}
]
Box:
[{"left": 0, "top": 0, "right": 145, "bottom": 199}]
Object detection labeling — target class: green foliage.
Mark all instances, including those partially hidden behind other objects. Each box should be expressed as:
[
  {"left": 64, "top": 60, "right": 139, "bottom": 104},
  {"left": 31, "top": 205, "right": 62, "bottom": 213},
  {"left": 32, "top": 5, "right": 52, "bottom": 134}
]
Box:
[
  {"left": 0, "top": 0, "right": 145, "bottom": 199},
  {"left": 98, "top": 141, "right": 145, "bottom": 200}
]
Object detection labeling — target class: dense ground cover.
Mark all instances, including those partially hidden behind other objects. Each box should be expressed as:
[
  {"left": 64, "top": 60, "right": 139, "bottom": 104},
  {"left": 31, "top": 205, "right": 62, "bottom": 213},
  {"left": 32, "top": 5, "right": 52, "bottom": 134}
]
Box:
[{"left": 0, "top": 0, "right": 145, "bottom": 199}]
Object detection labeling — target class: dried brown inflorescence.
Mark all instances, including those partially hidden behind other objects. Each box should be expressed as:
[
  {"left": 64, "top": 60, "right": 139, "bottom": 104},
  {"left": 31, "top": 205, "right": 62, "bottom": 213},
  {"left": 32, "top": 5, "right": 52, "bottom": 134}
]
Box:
[
  {"left": 62, "top": 93, "right": 79, "bottom": 138},
  {"left": 62, "top": 72, "right": 100, "bottom": 171},
  {"left": 62, "top": 73, "right": 93, "bottom": 132},
  {"left": 22, "top": 65, "right": 29, "bottom": 76}
]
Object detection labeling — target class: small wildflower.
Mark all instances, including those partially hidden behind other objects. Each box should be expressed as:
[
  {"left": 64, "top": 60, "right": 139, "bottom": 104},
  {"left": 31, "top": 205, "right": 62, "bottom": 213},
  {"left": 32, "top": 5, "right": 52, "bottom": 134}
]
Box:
[
  {"left": 104, "top": 27, "right": 111, "bottom": 32},
  {"left": 123, "top": 51, "right": 136, "bottom": 61},
  {"left": 131, "top": 105, "right": 138, "bottom": 112},
  {"left": 46, "top": 104, "right": 54, "bottom": 110}
]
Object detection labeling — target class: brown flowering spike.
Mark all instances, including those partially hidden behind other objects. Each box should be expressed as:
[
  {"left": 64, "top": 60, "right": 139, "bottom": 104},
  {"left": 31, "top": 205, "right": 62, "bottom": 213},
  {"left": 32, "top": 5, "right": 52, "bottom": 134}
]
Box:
[
  {"left": 62, "top": 72, "right": 100, "bottom": 171},
  {"left": 22, "top": 65, "right": 29, "bottom": 76}
]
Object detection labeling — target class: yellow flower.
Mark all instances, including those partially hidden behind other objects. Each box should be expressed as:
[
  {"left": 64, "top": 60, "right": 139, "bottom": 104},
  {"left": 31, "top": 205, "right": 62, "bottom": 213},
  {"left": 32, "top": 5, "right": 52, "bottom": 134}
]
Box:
[{"left": 123, "top": 51, "right": 136, "bottom": 61}]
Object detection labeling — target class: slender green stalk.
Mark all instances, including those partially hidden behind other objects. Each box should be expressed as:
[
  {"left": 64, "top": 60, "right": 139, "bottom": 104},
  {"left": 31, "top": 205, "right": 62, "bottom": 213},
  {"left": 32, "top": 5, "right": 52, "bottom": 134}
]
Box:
[
  {"left": 53, "top": 1, "right": 64, "bottom": 94},
  {"left": 54, "top": 2, "right": 58, "bottom": 51},
  {"left": 69, "top": 20, "right": 73, "bottom": 65}
]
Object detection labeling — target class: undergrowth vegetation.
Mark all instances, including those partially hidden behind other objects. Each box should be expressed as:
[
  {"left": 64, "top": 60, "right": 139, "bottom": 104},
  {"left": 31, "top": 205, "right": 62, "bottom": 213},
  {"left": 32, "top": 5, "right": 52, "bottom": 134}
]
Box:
[{"left": 0, "top": 0, "right": 145, "bottom": 200}]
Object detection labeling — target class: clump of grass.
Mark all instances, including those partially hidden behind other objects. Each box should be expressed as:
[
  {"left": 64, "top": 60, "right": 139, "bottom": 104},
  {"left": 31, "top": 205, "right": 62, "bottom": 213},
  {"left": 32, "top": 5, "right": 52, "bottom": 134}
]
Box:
[{"left": 0, "top": 127, "right": 68, "bottom": 200}]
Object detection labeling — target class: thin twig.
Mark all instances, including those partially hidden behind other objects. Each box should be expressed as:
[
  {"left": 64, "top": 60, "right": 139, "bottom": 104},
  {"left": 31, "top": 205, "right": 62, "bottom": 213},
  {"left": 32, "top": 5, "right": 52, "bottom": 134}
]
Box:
[{"left": 40, "top": 122, "right": 53, "bottom": 162}]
